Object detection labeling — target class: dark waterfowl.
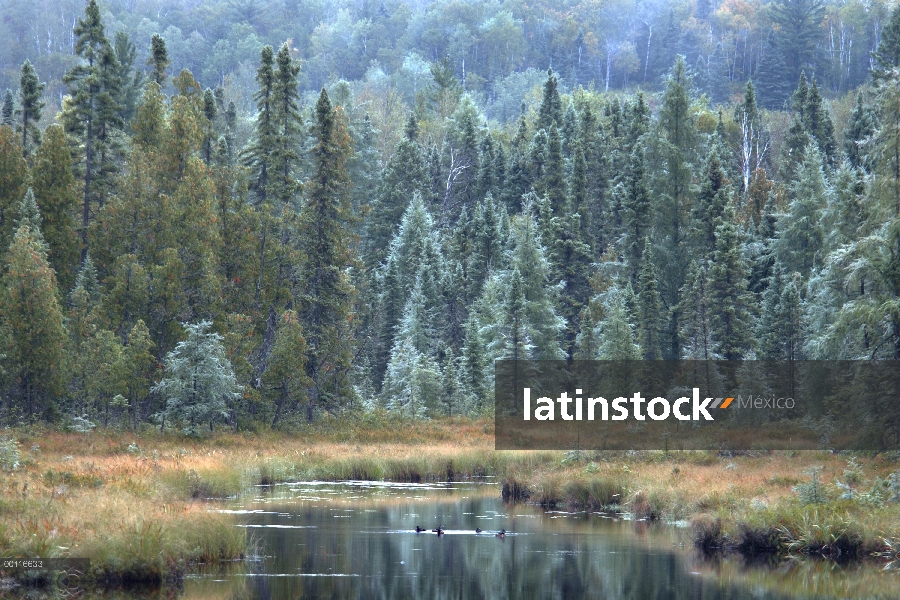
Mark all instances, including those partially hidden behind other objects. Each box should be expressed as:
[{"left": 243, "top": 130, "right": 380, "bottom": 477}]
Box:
[
  {"left": 432, "top": 524, "right": 444, "bottom": 534},
  {"left": 475, "top": 527, "right": 483, "bottom": 533},
  {"left": 495, "top": 529, "right": 506, "bottom": 538},
  {"left": 415, "top": 526, "right": 426, "bottom": 533}
]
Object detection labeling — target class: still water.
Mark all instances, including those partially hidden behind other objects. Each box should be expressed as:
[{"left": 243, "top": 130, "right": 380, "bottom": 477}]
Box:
[{"left": 181, "top": 481, "right": 899, "bottom": 600}]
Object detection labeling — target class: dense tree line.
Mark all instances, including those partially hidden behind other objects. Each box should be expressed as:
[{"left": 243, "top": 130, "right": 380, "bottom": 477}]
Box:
[{"left": 2, "top": 0, "right": 900, "bottom": 430}]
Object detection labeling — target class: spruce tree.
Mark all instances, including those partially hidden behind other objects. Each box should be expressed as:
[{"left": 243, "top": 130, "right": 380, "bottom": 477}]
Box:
[
  {"left": 537, "top": 68, "right": 562, "bottom": 130},
  {"left": 707, "top": 206, "right": 755, "bottom": 359},
  {"left": 690, "top": 146, "right": 729, "bottom": 260},
  {"left": 1, "top": 91, "right": 12, "bottom": 126},
  {"left": 803, "top": 79, "right": 837, "bottom": 166},
  {"left": 678, "top": 260, "right": 713, "bottom": 359},
  {"left": 202, "top": 88, "right": 217, "bottom": 165},
  {"left": 30, "top": 125, "right": 81, "bottom": 292},
  {"left": 63, "top": 0, "right": 122, "bottom": 262},
  {"left": 243, "top": 46, "right": 276, "bottom": 205},
  {"left": 622, "top": 142, "right": 651, "bottom": 282},
  {"left": 843, "top": 92, "right": 876, "bottom": 171},
  {"left": 296, "top": 89, "right": 357, "bottom": 418},
  {"left": 365, "top": 115, "right": 428, "bottom": 270},
  {"left": 17, "top": 60, "right": 44, "bottom": 156},
  {"left": 0, "top": 127, "right": 28, "bottom": 253},
  {"left": 635, "top": 239, "right": 664, "bottom": 360},
  {"left": 152, "top": 321, "right": 241, "bottom": 434},
  {"left": 874, "top": 3, "right": 900, "bottom": 71},
  {"left": 148, "top": 34, "right": 170, "bottom": 86},
  {"left": 265, "top": 310, "right": 309, "bottom": 426},
  {"left": 596, "top": 286, "right": 642, "bottom": 360},
  {"left": 1, "top": 194, "right": 67, "bottom": 418},
  {"left": 776, "top": 144, "right": 827, "bottom": 277}
]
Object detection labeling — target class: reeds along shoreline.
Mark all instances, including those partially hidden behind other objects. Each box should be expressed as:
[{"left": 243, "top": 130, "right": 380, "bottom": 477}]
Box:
[{"left": 0, "top": 419, "right": 898, "bottom": 589}]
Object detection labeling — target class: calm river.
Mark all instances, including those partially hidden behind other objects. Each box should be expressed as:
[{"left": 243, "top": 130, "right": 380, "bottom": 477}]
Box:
[{"left": 178, "top": 480, "right": 899, "bottom": 600}]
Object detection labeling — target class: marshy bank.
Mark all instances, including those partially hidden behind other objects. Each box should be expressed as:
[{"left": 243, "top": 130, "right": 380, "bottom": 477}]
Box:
[{"left": 1, "top": 417, "right": 899, "bottom": 593}]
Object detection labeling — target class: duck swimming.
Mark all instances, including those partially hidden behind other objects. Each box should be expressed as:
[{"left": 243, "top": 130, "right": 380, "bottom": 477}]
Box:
[
  {"left": 431, "top": 525, "right": 444, "bottom": 535},
  {"left": 475, "top": 527, "right": 483, "bottom": 533},
  {"left": 415, "top": 526, "right": 426, "bottom": 533},
  {"left": 495, "top": 529, "right": 506, "bottom": 538}
]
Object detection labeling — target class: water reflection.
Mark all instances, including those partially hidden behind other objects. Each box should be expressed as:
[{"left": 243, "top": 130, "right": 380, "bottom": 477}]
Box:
[{"left": 189, "top": 481, "right": 783, "bottom": 600}]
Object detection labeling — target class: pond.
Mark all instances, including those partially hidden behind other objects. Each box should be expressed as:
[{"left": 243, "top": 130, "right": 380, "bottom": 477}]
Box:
[{"left": 178, "top": 480, "right": 899, "bottom": 600}]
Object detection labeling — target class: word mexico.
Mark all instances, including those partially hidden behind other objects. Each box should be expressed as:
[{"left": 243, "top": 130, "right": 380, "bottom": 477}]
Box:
[{"left": 494, "top": 360, "right": 900, "bottom": 451}]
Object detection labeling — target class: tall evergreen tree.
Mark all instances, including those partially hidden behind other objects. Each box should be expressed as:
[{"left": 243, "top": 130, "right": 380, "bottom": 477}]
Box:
[
  {"left": 0, "top": 127, "right": 28, "bottom": 253},
  {"left": 843, "top": 92, "right": 876, "bottom": 171},
  {"left": 296, "top": 89, "right": 357, "bottom": 418},
  {"left": 148, "top": 34, "right": 170, "bottom": 86},
  {"left": 678, "top": 260, "right": 713, "bottom": 359},
  {"left": 1, "top": 91, "right": 12, "bottom": 126},
  {"left": 63, "top": 0, "right": 122, "bottom": 262},
  {"left": 635, "top": 239, "right": 664, "bottom": 360},
  {"left": 772, "top": 0, "right": 826, "bottom": 82},
  {"left": 31, "top": 125, "right": 81, "bottom": 292},
  {"left": 707, "top": 206, "right": 755, "bottom": 359},
  {"left": 776, "top": 144, "right": 828, "bottom": 277},
  {"left": 365, "top": 115, "right": 428, "bottom": 270},
  {"left": 17, "top": 60, "right": 44, "bottom": 156},
  {"left": 1, "top": 193, "right": 67, "bottom": 418},
  {"left": 537, "top": 68, "right": 562, "bottom": 130}
]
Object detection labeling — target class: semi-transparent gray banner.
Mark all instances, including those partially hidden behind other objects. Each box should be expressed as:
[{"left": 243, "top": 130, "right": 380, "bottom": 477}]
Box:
[{"left": 494, "top": 361, "right": 900, "bottom": 451}]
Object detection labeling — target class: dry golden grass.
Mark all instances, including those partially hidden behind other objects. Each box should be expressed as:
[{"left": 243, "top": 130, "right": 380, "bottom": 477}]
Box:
[{"left": 1, "top": 419, "right": 898, "bottom": 588}]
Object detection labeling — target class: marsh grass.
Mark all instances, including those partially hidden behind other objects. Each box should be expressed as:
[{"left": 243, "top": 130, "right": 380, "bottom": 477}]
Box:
[{"left": 1, "top": 421, "right": 898, "bottom": 590}]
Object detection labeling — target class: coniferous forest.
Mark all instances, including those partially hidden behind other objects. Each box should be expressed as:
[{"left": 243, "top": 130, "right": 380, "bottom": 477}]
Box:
[{"left": 2, "top": 0, "right": 900, "bottom": 432}]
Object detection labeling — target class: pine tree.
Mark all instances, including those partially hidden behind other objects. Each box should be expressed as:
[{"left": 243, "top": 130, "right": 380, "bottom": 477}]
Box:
[
  {"left": 148, "top": 34, "right": 170, "bottom": 86},
  {"left": 773, "top": 0, "right": 826, "bottom": 82},
  {"left": 296, "top": 89, "right": 358, "bottom": 418},
  {"left": 113, "top": 31, "right": 144, "bottom": 124},
  {"left": 475, "top": 132, "right": 498, "bottom": 202},
  {"left": 31, "top": 125, "right": 81, "bottom": 292},
  {"left": 2, "top": 193, "right": 67, "bottom": 418},
  {"left": 17, "top": 60, "right": 44, "bottom": 156},
  {"left": 152, "top": 321, "right": 241, "bottom": 434},
  {"left": 707, "top": 206, "right": 755, "bottom": 359},
  {"left": 542, "top": 125, "right": 566, "bottom": 217},
  {"left": 754, "top": 37, "right": 792, "bottom": 109}
]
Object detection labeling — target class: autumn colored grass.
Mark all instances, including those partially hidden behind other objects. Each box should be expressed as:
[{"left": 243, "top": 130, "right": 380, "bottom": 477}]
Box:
[{"left": 1, "top": 417, "right": 898, "bottom": 591}]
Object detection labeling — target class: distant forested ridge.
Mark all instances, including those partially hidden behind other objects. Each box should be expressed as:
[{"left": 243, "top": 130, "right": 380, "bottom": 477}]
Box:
[{"left": 1, "top": 0, "right": 900, "bottom": 431}]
